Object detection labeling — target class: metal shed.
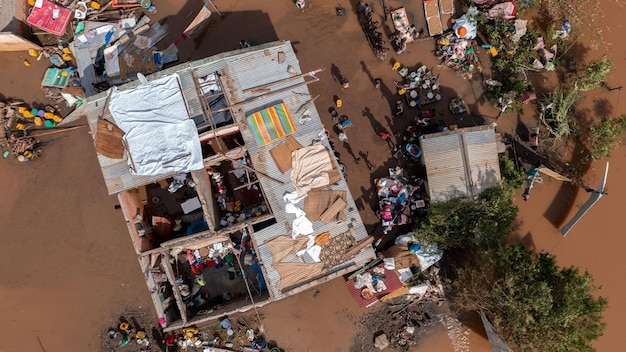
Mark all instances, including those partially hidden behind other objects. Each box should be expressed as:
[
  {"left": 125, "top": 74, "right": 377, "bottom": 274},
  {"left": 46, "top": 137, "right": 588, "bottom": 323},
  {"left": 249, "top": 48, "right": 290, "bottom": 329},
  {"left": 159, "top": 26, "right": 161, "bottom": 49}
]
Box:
[{"left": 419, "top": 124, "right": 501, "bottom": 202}]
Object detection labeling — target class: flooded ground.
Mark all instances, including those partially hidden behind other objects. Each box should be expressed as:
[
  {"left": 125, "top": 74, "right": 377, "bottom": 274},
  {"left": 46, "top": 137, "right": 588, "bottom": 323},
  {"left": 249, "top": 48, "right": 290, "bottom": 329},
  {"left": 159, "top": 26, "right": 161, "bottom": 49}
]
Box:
[{"left": 0, "top": 0, "right": 625, "bottom": 351}]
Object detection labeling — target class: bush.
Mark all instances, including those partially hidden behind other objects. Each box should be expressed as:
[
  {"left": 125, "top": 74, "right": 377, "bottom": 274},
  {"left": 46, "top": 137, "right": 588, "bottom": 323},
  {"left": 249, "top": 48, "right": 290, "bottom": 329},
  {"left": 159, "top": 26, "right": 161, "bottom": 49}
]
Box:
[
  {"left": 577, "top": 55, "right": 612, "bottom": 91},
  {"left": 538, "top": 88, "right": 580, "bottom": 141},
  {"left": 588, "top": 114, "right": 626, "bottom": 159},
  {"left": 499, "top": 154, "right": 525, "bottom": 189},
  {"left": 414, "top": 186, "right": 518, "bottom": 250}
]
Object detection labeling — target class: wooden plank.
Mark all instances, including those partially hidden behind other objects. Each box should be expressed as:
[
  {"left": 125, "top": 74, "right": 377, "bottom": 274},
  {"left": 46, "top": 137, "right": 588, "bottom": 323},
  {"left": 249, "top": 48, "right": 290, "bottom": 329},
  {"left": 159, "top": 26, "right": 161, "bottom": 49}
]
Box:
[
  {"left": 343, "top": 233, "right": 374, "bottom": 260},
  {"left": 160, "top": 253, "right": 188, "bottom": 324},
  {"left": 242, "top": 67, "right": 325, "bottom": 94},
  {"left": 95, "top": 119, "right": 125, "bottom": 159},
  {"left": 319, "top": 197, "right": 347, "bottom": 222}
]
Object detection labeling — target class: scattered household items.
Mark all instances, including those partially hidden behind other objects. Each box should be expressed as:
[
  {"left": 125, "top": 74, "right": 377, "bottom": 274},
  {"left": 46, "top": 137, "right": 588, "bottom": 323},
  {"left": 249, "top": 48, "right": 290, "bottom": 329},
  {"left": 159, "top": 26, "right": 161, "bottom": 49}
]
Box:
[
  {"left": 452, "top": 6, "right": 479, "bottom": 40},
  {"left": 346, "top": 264, "right": 402, "bottom": 307},
  {"left": 357, "top": 1, "right": 389, "bottom": 60},
  {"left": 390, "top": 7, "right": 417, "bottom": 54},
  {"left": 486, "top": 1, "right": 517, "bottom": 20},
  {"left": 435, "top": 32, "right": 482, "bottom": 79},
  {"left": 448, "top": 98, "right": 467, "bottom": 114},
  {"left": 1, "top": 100, "right": 73, "bottom": 162},
  {"left": 396, "top": 65, "right": 442, "bottom": 107},
  {"left": 375, "top": 167, "right": 426, "bottom": 240}
]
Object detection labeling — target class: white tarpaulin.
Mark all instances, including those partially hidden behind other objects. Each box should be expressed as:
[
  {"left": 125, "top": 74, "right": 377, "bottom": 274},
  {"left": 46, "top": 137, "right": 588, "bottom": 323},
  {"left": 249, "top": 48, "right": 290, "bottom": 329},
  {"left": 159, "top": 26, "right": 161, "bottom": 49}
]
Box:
[{"left": 108, "top": 74, "right": 204, "bottom": 176}]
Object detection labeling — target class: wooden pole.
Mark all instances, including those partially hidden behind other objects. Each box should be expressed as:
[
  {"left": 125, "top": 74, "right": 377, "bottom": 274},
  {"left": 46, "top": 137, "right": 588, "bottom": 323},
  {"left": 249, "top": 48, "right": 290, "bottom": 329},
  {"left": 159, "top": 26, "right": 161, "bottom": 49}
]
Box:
[
  {"left": 212, "top": 79, "right": 318, "bottom": 114},
  {"left": 294, "top": 94, "right": 320, "bottom": 115},
  {"left": 239, "top": 163, "right": 285, "bottom": 185},
  {"left": 206, "top": 0, "right": 222, "bottom": 18},
  {"left": 28, "top": 125, "right": 86, "bottom": 138},
  {"left": 243, "top": 67, "right": 325, "bottom": 94}
]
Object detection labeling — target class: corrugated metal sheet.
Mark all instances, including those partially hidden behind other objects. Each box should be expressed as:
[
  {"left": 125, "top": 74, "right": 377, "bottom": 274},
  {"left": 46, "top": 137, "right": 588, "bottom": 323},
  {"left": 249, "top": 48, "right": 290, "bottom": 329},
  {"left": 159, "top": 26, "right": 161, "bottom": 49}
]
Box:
[
  {"left": 220, "top": 42, "right": 375, "bottom": 300},
  {"left": 80, "top": 41, "right": 375, "bottom": 305},
  {"left": 464, "top": 129, "right": 501, "bottom": 196},
  {"left": 420, "top": 125, "right": 501, "bottom": 201}
]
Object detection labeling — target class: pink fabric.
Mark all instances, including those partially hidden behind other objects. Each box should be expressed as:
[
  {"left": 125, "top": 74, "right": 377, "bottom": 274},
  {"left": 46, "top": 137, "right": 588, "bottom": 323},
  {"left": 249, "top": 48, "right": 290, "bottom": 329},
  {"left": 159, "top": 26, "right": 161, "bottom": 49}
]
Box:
[
  {"left": 487, "top": 1, "right": 517, "bottom": 20},
  {"left": 27, "top": 0, "right": 72, "bottom": 36}
]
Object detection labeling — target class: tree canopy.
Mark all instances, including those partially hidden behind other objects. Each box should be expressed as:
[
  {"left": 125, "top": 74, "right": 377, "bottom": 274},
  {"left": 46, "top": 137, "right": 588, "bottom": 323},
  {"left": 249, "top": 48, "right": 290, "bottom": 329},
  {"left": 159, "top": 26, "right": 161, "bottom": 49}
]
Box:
[
  {"left": 413, "top": 185, "right": 518, "bottom": 250},
  {"left": 452, "top": 245, "right": 607, "bottom": 352}
]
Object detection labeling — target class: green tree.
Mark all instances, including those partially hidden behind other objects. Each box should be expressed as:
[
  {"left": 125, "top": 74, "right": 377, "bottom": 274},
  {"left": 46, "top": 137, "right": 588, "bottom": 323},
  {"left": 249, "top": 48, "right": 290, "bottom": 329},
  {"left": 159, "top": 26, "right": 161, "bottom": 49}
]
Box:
[
  {"left": 414, "top": 186, "right": 518, "bottom": 250},
  {"left": 588, "top": 114, "right": 626, "bottom": 159},
  {"left": 577, "top": 55, "right": 612, "bottom": 91},
  {"left": 452, "top": 245, "right": 607, "bottom": 352},
  {"left": 499, "top": 154, "right": 525, "bottom": 189}
]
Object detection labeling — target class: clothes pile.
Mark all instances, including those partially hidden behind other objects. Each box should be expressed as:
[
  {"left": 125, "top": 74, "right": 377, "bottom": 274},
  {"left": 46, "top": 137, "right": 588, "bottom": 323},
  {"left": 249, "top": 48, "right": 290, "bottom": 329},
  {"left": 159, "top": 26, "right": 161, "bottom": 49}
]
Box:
[{"left": 375, "top": 167, "right": 426, "bottom": 235}]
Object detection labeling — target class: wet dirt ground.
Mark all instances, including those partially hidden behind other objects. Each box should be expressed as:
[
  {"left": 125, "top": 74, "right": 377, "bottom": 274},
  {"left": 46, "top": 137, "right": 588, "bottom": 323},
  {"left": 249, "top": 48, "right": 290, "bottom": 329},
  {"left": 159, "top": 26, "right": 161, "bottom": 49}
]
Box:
[{"left": 1, "top": 0, "right": 625, "bottom": 351}]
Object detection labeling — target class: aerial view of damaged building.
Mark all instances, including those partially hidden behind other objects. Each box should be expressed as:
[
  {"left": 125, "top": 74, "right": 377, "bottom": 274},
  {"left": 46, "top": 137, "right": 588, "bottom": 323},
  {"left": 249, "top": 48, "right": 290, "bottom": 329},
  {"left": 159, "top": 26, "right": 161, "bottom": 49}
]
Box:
[{"left": 73, "top": 41, "right": 376, "bottom": 330}]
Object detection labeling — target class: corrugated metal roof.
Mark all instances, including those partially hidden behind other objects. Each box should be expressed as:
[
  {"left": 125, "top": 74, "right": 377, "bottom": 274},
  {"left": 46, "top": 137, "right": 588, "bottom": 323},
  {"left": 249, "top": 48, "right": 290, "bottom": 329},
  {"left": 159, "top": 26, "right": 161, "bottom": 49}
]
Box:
[
  {"left": 220, "top": 42, "right": 375, "bottom": 300},
  {"left": 420, "top": 125, "right": 501, "bottom": 201},
  {"left": 80, "top": 40, "right": 375, "bottom": 305}
]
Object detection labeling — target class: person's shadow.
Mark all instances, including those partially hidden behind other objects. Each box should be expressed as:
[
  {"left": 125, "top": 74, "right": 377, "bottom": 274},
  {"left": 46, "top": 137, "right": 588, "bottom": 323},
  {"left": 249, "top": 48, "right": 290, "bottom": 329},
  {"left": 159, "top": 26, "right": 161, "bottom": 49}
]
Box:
[
  {"left": 362, "top": 107, "right": 386, "bottom": 136},
  {"left": 330, "top": 63, "right": 345, "bottom": 83}
]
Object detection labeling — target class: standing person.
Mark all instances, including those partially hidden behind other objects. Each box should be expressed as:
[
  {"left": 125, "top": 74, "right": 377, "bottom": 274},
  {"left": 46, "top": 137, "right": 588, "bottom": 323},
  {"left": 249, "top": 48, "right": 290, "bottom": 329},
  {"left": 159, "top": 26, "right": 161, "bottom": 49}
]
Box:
[
  {"left": 341, "top": 78, "right": 350, "bottom": 89},
  {"left": 395, "top": 99, "right": 404, "bottom": 116},
  {"left": 396, "top": 38, "right": 407, "bottom": 55}
]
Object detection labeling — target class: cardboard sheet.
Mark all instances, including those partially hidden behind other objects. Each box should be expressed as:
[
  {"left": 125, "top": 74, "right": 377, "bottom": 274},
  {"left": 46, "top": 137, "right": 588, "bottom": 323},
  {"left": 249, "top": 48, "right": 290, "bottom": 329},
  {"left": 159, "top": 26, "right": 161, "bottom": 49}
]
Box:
[
  {"left": 304, "top": 190, "right": 347, "bottom": 222},
  {"left": 269, "top": 135, "right": 303, "bottom": 173}
]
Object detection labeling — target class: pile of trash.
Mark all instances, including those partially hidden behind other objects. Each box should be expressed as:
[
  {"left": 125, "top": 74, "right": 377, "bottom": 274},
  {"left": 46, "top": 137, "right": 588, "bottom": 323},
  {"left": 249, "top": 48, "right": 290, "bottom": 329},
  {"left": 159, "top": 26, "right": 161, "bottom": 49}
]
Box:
[
  {"left": 350, "top": 266, "right": 448, "bottom": 351},
  {"left": 1, "top": 100, "right": 65, "bottom": 161},
  {"left": 160, "top": 315, "right": 282, "bottom": 352},
  {"left": 27, "top": 0, "right": 180, "bottom": 102}
]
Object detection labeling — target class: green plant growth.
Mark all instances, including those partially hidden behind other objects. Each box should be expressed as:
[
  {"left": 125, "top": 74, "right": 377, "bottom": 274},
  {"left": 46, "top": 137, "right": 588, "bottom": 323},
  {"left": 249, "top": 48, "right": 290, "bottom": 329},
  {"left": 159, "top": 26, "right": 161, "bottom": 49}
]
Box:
[
  {"left": 479, "top": 18, "right": 538, "bottom": 105},
  {"left": 498, "top": 154, "right": 525, "bottom": 189},
  {"left": 588, "top": 114, "right": 626, "bottom": 160},
  {"left": 538, "top": 88, "right": 580, "bottom": 141},
  {"left": 452, "top": 245, "right": 607, "bottom": 352},
  {"left": 485, "top": 75, "right": 531, "bottom": 107},
  {"left": 576, "top": 55, "right": 612, "bottom": 91},
  {"left": 413, "top": 186, "right": 518, "bottom": 250}
]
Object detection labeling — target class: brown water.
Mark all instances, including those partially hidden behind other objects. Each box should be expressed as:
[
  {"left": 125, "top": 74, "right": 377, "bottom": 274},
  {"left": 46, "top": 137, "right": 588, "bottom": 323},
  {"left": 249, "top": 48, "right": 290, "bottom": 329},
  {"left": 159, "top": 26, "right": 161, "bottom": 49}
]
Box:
[{"left": 0, "top": 0, "right": 625, "bottom": 351}]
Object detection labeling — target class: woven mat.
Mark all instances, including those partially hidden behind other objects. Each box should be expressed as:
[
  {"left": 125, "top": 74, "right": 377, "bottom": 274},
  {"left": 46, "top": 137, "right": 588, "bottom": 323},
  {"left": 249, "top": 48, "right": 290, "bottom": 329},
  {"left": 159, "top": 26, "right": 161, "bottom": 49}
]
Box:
[
  {"left": 247, "top": 102, "right": 296, "bottom": 146},
  {"left": 344, "top": 265, "right": 403, "bottom": 308},
  {"left": 304, "top": 190, "right": 347, "bottom": 222},
  {"left": 269, "top": 135, "right": 302, "bottom": 173}
]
